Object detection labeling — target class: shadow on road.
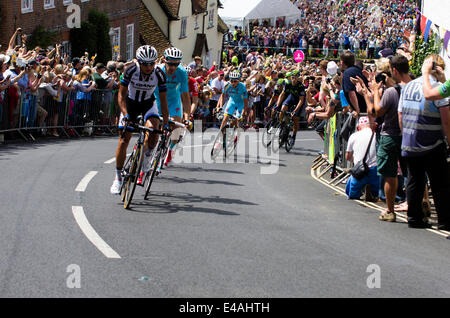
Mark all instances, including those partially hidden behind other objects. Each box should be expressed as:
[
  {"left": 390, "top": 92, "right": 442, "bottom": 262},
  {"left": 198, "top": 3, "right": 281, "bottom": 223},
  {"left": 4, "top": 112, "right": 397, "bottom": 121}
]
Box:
[
  {"left": 123, "top": 191, "right": 257, "bottom": 215},
  {"left": 167, "top": 165, "right": 243, "bottom": 175},
  {"left": 158, "top": 175, "right": 244, "bottom": 187}
]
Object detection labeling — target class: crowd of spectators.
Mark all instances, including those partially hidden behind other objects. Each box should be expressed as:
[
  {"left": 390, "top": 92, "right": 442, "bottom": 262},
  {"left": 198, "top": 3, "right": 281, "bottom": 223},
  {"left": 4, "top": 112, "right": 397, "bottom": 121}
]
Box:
[
  {"left": 226, "top": 0, "right": 417, "bottom": 59},
  {"left": 0, "top": 27, "right": 132, "bottom": 136}
]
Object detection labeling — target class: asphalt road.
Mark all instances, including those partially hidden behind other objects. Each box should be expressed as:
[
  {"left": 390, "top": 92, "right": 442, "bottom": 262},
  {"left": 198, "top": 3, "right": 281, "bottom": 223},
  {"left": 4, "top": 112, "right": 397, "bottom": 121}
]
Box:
[{"left": 1, "top": 130, "right": 450, "bottom": 298}]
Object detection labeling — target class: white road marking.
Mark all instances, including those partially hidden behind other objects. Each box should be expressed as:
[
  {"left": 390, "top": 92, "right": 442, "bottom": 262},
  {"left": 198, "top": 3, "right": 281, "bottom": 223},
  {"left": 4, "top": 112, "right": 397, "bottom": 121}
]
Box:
[
  {"left": 75, "top": 171, "right": 98, "bottom": 192},
  {"left": 72, "top": 206, "right": 121, "bottom": 259},
  {"left": 104, "top": 158, "right": 116, "bottom": 164},
  {"left": 104, "top": 153, "right": 131, "bottom": 164}
]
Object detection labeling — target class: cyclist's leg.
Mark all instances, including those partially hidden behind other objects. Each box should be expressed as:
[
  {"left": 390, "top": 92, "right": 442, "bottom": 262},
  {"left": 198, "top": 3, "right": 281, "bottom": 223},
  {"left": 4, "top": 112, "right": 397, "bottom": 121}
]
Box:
[
  {"left": 279, "top": 105, "right": 289, "bottom": 123},
  {"left": 144, "top": 101, "right": 161, "bottom": 152},
  {"left": 111, "top": 112, "right": 134, "bottom": 194},
  {"left": 165, "top": 104, "right": 183, "bottom": 166}
]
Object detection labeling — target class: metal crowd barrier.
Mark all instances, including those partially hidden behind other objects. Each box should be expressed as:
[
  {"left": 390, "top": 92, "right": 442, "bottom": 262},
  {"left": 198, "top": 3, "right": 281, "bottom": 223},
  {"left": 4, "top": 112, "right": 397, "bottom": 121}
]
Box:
[
  {"left": 322, "top": 111, "right": 362, "bottom": 170},
  {"left": 0, "top": 86, "right": 119, "bottom": 142}
]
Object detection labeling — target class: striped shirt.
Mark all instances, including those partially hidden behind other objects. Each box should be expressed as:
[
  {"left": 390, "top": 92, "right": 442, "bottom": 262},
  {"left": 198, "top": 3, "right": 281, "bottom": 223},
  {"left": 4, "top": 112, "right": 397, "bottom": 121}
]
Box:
[{"left": 398, "top": 76, "right": 449, "bottom": 157}]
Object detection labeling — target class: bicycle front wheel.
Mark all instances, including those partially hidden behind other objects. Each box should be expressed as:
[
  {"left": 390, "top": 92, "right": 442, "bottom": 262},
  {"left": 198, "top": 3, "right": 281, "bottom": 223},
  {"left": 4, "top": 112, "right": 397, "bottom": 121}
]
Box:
[
  {"left": 211, "top": 130, "right": 224, "bottom": 160},
  {"left": 123, "top": 144, "right": 144, "bottom": 209}
]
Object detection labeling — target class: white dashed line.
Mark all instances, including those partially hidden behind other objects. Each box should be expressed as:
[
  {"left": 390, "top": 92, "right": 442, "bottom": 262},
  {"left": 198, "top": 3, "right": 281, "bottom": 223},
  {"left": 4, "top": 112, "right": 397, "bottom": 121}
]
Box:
[
  {"left": 75, "top": 171, "right": 98, "bottom": 192},
  {"left": 72, "top": 206, "right": 121, "bottom": 259}
]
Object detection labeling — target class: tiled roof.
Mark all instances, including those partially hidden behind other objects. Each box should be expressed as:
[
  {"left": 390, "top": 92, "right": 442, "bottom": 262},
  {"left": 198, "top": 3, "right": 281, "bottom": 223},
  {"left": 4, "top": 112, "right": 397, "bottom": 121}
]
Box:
[
  {"left": 139, "top": 2, "right": 171, "bottom": 56},
  {"left": 192, "top": 0, "right": 208, "bottom": 14},
  {"left": 218, "top": 15, "right": 229, "bottom": 34},
  {"left": 157, "top": 0, "right": 181, "bottom": 20}
]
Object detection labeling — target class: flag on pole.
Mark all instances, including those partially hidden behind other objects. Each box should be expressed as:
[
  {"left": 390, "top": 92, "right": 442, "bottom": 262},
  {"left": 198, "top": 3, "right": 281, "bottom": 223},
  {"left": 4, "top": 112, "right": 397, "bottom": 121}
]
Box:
[
  {"left": 444, "top": 30, "right": 450, "bottom": 53},
  {"left": 420, "top": 15, "right": 427, "bottom": 36},
  {"left": 424, "top": 19, "right": 432, "bottom": 42}
]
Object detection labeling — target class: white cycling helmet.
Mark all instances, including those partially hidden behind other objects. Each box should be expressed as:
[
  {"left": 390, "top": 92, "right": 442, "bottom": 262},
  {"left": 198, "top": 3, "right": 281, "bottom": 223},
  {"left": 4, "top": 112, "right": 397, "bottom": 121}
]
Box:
[
  {"left": 136, "top": 45, "right": 158, "bottom": 64},
  {"left": 164, "top": 47, "right": 183, "bottom": 61},
  {"left": 229, "top": 70, "right": 241, "bottom": 80}
]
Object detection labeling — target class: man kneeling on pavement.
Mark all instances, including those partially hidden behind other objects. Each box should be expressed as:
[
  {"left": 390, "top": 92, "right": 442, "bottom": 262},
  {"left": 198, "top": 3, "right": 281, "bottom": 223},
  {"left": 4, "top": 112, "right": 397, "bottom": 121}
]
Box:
[{"left": 345, "top": 116, "right": 380, "bottom": 203}]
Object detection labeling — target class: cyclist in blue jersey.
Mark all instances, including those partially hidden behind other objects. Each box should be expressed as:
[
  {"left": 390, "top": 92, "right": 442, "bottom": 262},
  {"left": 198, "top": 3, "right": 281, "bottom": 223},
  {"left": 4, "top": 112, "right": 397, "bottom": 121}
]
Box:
[
  {"left": 110, "top": 45, "right": 169, "bottom": 195},
  {"left": 217, "top": 71, "right": 248, "bottom": 132},
  {"left": 153, "top": 47, "right": 192, "bottom": 166}
]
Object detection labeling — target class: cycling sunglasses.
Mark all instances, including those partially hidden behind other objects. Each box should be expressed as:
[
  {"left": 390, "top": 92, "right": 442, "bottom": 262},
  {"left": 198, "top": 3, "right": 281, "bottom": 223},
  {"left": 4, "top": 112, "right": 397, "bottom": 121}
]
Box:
[
  {"left": 166, "top": 61, "right": 180, "bottom": 67},
  {"left": 140, "top": 61, "right": 156, "bottom": 66}
]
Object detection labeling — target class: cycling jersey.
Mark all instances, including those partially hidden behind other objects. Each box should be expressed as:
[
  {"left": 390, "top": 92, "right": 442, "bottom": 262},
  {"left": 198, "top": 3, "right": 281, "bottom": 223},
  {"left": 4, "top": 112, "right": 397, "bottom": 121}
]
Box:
[
  {"left": 119, "top": 63, "right": 166, "bottom": 130},
  {"left": 223, "top": 82, "right": 248, "bottom": 117},
  {"left": 155, "top": 64, "right": 189, "bottom": 118},
  {"left": 120, "top": 63, "right": 167, "bottom": 103},
  {"left": 282, "top": 81, "right": 306, "bottom": 102}
]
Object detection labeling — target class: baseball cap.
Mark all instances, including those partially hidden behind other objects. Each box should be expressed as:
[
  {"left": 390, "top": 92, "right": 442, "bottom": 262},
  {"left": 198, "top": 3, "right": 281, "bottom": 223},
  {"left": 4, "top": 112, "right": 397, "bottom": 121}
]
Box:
[
  {"left": 0, "top": 54, "right": 11, "bottom": 64},
  {"left": 379, "top": 48, "right": 394, "bottom": 58},
  {"left": 358, "top": 116, "right": 370, "bottom": 127},
  {"left": 326, "top": 61, "right": 338, "bottom": 75}
]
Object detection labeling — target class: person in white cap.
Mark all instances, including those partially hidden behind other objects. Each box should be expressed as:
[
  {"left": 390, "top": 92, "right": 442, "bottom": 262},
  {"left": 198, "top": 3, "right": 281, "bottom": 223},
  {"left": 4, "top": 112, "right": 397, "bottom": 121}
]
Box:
[{"left": 345, "top": 116, "right": 379, "bottom": 201}]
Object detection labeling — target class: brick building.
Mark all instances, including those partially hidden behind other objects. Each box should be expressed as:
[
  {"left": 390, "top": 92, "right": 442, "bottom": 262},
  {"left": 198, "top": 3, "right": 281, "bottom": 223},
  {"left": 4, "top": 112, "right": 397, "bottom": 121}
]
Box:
[
  {"left": 0, "top": 1, "right": 227, "bottom": 65},
  {"left": 0, "top": 0, "right": 140, "bottom": 61}
]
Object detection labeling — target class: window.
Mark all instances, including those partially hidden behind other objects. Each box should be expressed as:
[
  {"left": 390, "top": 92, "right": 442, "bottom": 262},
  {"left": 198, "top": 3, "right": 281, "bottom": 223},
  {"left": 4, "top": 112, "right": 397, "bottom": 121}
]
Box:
[
  {"left": 180, "top": 17, "right": 187, "bottom": 39},
  {"left": 21, "top": 0, "right": 33, "bottom": 14},
  {"left": 126, "top": 24, "right": 135, "bottom": 61},
  {"left": 61, "top": 41, "right": 72, "bottom": 59},
  {"left": 110, "top": 27, "right": 121, "bottom": 61},
  {"left": 44, "top": 0, "right": 55, "bottom": 10},
  {"left": 194, "top": 15, "right": 199, "bottom": 30},
  {"left": 63, "top": 0, "right": 73, "bottom": 6},
  {"left": 208, "top": 9, "right": 214, "bottom": 28}
]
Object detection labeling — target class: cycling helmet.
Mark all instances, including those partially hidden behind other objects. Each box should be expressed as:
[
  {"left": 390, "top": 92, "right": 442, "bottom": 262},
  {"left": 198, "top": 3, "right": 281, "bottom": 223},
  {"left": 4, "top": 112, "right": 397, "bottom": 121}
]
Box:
[
  {"left": 164, "top": 47, "right": 183, "bottom": 61},
  {"left": 286, "top": 72, "right": 292, "bottom": 77},
  {"left": 136, "top": 45, "right": 158, "bottom": 64},
  {"left": 292, "top": 69, "right": 300, "bottom": 76},
  {"left": 229, "top": 70, "right": 241, "bottom": 80}
]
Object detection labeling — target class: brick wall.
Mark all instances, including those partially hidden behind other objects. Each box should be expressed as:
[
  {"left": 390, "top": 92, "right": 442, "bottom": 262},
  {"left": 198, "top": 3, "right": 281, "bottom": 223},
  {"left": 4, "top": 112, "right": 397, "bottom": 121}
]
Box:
[{"left": 0, "top": 0, "right": 139, "bottom": 60}]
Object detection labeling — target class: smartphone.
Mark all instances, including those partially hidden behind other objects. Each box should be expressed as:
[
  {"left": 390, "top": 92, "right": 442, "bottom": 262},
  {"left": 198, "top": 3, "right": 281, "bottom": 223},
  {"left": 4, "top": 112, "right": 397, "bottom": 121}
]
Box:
[{"left": 432, "top": 61, "right": 437, "bottom": 71}]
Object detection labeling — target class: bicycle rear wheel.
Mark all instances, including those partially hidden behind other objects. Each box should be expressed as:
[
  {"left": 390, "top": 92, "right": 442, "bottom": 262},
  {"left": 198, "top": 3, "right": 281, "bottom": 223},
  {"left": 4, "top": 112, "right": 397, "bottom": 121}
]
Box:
[
  {"left": 285, "top": 130, "right": 295, "bottom": 152},
  {"left": 144, "top": 148, "right": 163, "bottom": 200},
  {"left": 123, "top": 144, "right": 144, "bottom": 209}
]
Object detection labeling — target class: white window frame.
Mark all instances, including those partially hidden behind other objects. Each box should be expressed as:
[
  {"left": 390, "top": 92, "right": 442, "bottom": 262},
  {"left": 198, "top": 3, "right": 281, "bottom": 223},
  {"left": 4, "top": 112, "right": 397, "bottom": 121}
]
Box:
[
  {"left": 63, "top": 0, "right": 73, "bottom": 6},
  {"left": 110, "top": 27, "right": 121, "bottom": 61},
  {"left": 126, "top": 24, "right": 135, "bottom": 62},
  {"left": 208, "top": 9, "right": 214, "bottom": 28},
  {"left": 43, "top": 0, "right": 55, "bottom": 10},
  {"left": 180, "top": 17, "right": 187, "bottom": 39},
  {"left": 61, "top": 41, "right": 72, "bottom": 59},
  {"left": 194, "top": 15, "right": 199, "bottom": 30},
  {"left": 21, "top": 0, "right": 33, "bottom": 14}
]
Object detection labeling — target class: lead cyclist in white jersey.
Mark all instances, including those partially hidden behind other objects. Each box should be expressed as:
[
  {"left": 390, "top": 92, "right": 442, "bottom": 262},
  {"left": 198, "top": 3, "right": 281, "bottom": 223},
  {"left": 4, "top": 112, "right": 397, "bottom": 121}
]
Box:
[{"left": 110, "top": 45, "right": 169, "bottom": 195}]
